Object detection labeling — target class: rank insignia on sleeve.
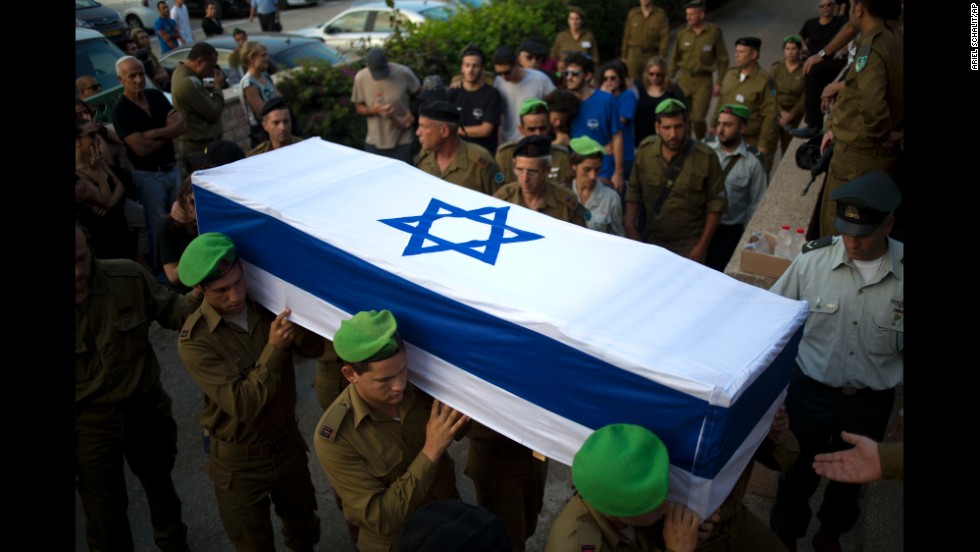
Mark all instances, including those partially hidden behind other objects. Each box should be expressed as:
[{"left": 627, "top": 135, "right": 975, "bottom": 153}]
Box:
[
  {"left": 319, "top": 424, "right": 334, "bottom": 439},
  {"left": 179, "top": 330, "right": 189, "bottom": 339},
  {"left": 476, "top": 157, "right": 489, "bottom": 168}
]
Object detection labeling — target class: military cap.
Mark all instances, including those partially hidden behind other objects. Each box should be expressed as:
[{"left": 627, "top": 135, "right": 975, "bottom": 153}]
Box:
[
  {"left": 519, "top": 98, "right": 549, "bottom": 116},
  {"left": 572, "top": 424, "right": 670, "bottom": 517},
  {"left": 718, "top": 103, "right": 751, "bottom": 123},
  {"left": 569, "top": 136, "right": 605, "bottom": 157},
  {"left": 334, "top": 310, "right": 401, "bottom": 364},
  {"left": 830, "top": 170, "right": 902, "bottom": 237},
  {"left": 364, "top": 47, "right": 390, "bottom": 80},
  {"left": 419, "top": 100, "right": 461, "bottom": 124},
  {"left": 517, "top": 39, "right": 548, "bottom": 57},
  {"left": 232, "top": 27, "right": 246, "bottom": 36},
  {"left": 735, "top": 37, "right": 762, "bottom": 50},
  {"left": 655, "top": 97, "right": 687, "bottom": 115},
  {"left": 783, "top": 34, "right": 803, "bottom": 47},
  {"left": 399, "top": 500, "right": 511, "bottom": 552},
  {"left": 259, "top": 96, "right": 289, "bottom": 119},
  {"left": 178, "top": 232, "right": 238, "bottom": 287},
  {"left": 130, "top": 26, "right": 146, "bottom": 39},
  {"left": 512, "top": 135, "right": 552, "bottom": 159},
  {"left": 684, "top": 0, "right": 706, "bottom": 9}
]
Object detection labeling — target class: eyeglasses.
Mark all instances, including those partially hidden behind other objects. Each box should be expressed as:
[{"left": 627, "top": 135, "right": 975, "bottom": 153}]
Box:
[{"left": 563, "top": 70, "right": 582, "bottom": 77}]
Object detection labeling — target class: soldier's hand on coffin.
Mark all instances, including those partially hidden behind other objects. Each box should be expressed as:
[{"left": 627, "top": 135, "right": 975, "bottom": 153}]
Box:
[
  {"left": 697, "top": 509, "right": 721, "bottom": 543},
  {"left": 421, "top": 399, "right": 470, "bottom": 463},
  {"left": 269, "top": 308, "right": 298, "bottom": 350},
  {"left": 663, "top": 502, "right": 700, "bottom": 552}
]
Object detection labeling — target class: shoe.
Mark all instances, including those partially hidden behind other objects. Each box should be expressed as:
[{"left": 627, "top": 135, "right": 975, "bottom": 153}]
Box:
[
  {"left": 789, "top": 126, "right": 822, "bottom": 139},
  {"left": 811, "top": 527, "right": 842, "bottom": 552}
]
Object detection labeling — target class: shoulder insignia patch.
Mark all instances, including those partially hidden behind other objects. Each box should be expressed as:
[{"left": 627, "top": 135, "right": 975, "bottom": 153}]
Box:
[
  {"left": 745, "top": 143, "right": 764, "bottom": 163},
  {"left": 318, "top": 401, "right": 351, "bottom": 442},
  {"left": 476, "top": 156, "right": 489, "bottom": 168},
  {"left": 802, "top": 235, "right": 834, "bottom": 253},
  {"left": 179, "top": 310, "right": 204, "bottom": 341},
  {"left": 495, "top": 172, "right": 505, "bottom": 184}
]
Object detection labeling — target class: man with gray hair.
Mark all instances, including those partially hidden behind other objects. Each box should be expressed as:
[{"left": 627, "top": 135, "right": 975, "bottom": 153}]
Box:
[{"left": 111, "top": 55, "right": 188, "bottom": 274}]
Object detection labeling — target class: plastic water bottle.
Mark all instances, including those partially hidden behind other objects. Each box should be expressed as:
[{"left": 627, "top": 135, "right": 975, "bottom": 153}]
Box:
[
  {"left": 774, "top": 224, "right": 794, "bottom": 259},
  {"left": 790, "top": 228, "right": 807, "bottom": 259}
]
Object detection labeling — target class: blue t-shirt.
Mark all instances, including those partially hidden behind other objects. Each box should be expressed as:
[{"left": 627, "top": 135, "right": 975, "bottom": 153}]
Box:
[
  {"left": 154, "top": 17, "right": 178, "bottom": 53},
  {"left": 570, "top": 89, "right": 621, "bottom": 176},
  {"left": 600, "top": 89, "right": 638, "bottom": 178},
  {"left": 251, "top": 0, "right": 279, "bottom": 14}
]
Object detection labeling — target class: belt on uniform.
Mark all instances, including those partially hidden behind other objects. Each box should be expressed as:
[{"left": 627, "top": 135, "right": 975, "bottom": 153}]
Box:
[
  {"left": 210, "top": 434, "right": 288, "bottom": 460},
  {"left": 628, "top": 46, "right": 657, "bottom": 54},
  {"left": 835, "top": 141, "right": 899, "bottom": 158},
  {"left": 683, "top": 70, "right": 714, "bottom": 77},
  {"left": 794, "top": 365, "right": 892, "bottom": 397},
  {"left": 134, "top": 162, "right": 176, "bottom": 173}
]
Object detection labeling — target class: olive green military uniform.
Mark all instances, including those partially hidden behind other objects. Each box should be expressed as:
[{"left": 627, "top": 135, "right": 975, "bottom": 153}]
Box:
[
  {"left": 496, "top": 142, "right": 573, "bottom": 189},
  {"left": 314, "top": 384, "right": 458, "bottom": 552},
  {"left": 416, "top": 139, "right": 504, "bottom": 195},
  {"left": 178, "top": 298, "right": 323, "bottom": 552},
  {"left": 711, "top": 65, "right": 778, "bottom": 171},
  {"left": 171, "top": 62, "right": 225, "bottom": 174},
  {"left": 768, "top": 61, "right": 805, "bottom": 155},
  {"left": 551, "top": 30, "right": 600, "bottom": 65},
  {"left": 627, "top": 136, "right": 726, "bottom": 255},
  {"left": 493, "top": 180, "right": 588, "bottom": 227},
  {"left": 545, "top": 493, "right": 666, "bottom": 552},
  {"left": 668, "top": 22, "right": 729, "bottom": 139},
  {"left": 621, "top": 6, "right": 670, "bottom": 81},
  {"left": 465, "top": 422, "right": 548, "bottom": 552},
  {"left": 819, "top": 22, "right": 903, "bottom": 237},
  {"left": 76, "top": 259, "right": 198, "bottom": 552},
  {"left": 247, "top": 135, "right": 299, "bottom": 157}
]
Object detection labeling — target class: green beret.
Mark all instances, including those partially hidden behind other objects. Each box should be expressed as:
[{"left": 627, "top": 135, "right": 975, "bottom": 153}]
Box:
[
  {"left": 519, "top": 98, "right": 549, "bottom": 116},
  {"left": 718, "top": 103, "right": 751, "bottom": 123},
  {"left": 178, "top": 232, "right": 238, "bottom": 287},
  {"left": 655, "top": 98, "right": 687, "bottom": 115},
  {"left": 334, "top": 310, "right": 400, "bottom": 363},
  {"left": 572, "top": 424, "right": 670, "bottom": 517},
  {"left": 569, "top": 136, "right": 605, "bottom": 157},
  {"left": 783, "top": 34, "right": 803, "bottom": 46}
]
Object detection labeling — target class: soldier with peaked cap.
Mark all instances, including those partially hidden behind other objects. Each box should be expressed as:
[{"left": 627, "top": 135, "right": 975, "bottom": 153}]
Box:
[
  {"left": 769, "top": 170, "right": 904, "bottom": 552},
  {"left": 416, "top": 100, "right": 503, "bottom": 195},
  {"left": 545, "top": 424, "right": 701, "bottom": 552},
  {"left": 177, "top": 232, "right": 325, "bottom": 552},
  {"left": 314, "top": 309, "right": 469, "bottom": 552},
  {"left": 494, "top": 134, "right": 587, "bottom": 227}
]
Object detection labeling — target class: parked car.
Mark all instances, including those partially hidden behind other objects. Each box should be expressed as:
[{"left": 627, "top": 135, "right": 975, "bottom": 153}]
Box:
[
  {"left": 99, "top": 0, "right": 173, "bottom": 30},
  {"left": 158, "top": 33, "right": 346, "bottom": 86},
  {"left": 283, "top": 0, "right": 320, "bottom": 7},
  {"left": 292, "top": 1, "right": 456, "bottom": 54},
  {"left": 76, "top": 0, "right": 129, "bottom": 46}
]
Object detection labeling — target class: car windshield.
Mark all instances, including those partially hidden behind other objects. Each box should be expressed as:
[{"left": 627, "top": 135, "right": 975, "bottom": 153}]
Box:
[
  {"left": 277, "top": 43, "right": 345, "bottom": 67},
  {"left": 76, "top": 0, "right": 102, "bottom": 8},
  {"left": 75, "top": 36, "right": 126, "bottom": 92}
]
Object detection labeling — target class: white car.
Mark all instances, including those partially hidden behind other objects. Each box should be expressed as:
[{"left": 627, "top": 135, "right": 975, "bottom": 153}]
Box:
[
  {"left": 292, "top": 0, "right": 456, "bottom": 54},
  {"left": 100, "top": 0, "right": 174, "bottom": 31}
]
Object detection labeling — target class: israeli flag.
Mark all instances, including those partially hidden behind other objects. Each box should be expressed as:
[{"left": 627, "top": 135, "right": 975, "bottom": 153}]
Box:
[{"left": 192, "top": 137, "right": 807, "bottom": 518}]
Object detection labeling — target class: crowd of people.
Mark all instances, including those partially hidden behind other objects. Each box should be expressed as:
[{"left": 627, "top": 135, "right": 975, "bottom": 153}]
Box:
[{"left": 76, "top": 0, "right": 903, "bottom": 551}]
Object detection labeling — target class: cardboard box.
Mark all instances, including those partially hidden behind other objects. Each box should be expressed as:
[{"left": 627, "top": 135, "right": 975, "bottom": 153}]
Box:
[{"left": 741, "top": 232, "right": 792, "bottom": 279}]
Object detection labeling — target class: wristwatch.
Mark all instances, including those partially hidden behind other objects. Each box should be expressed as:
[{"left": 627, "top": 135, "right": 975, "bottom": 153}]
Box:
[{"left": 817, "top": 49, "right": 826, "bottom": 58}]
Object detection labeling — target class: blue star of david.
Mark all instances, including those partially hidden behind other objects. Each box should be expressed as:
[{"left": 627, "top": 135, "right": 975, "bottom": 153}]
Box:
[{"left": 379, "top": 198, "right": 544, "bottom": 265}]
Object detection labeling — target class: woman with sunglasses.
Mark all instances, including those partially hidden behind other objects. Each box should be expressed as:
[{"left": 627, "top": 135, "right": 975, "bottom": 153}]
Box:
[
  {"left": 597, "top": 60, "right": 638, "bottom": 191},
  {"left": 633, "top": 56, "right": 687, "bottom": 145}
]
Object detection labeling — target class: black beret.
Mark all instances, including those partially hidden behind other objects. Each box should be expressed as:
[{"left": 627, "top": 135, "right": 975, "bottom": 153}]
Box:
[
  {"left": 735, "top": 37, "right": 762, "bottom": 50},
  {"left": 518, "top": 39, "right": 547, "bottom": 57},
  {"left": 399, "top": 500, "right": 510, "bottom": 552},
  {"left": 513, "top": 135, "right": 552, "bottom": 159},
  {"left": 419, "top": 100, "right": 461, "bottom": 124},
  {"left": 259, "top": 96, "right": 289, "bottom": 118}
]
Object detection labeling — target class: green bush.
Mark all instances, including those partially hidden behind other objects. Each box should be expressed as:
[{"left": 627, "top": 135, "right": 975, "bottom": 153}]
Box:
[{"left": 276, "top": 61, "right": 366, "bottom": 148}]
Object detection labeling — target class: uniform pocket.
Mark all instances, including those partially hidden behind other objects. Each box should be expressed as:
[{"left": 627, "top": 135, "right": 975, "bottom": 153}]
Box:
[
  {"left": 802, "top": 295, "right": 839, "bottom": 347},
  {"left": 366, "top": 442, "right": 404, "bottom": 479},
  {"left": 870, "top": 308, "right": 903, "bottom": 356}
]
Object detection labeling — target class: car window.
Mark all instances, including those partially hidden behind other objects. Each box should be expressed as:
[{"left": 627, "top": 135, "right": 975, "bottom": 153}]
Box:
[
  {"left": 330, "top": 11, "right": 370, "bottom": 33},
  {"left": 371, "top": 10, "right": 411, "bottom": 32},
  {"left": 75, "top": 37, "right": 126, "bottom": 92},
  {"left": 76, "top": 0, "right": 100, "bottom": 8},
  {"left": 276, "top": 43, "right": 344, "bottom": 68}
]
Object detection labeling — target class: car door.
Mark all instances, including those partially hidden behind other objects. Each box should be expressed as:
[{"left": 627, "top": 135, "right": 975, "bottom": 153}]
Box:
[{"left": 321, "top": 9, "right": 372, "bottom": 53}]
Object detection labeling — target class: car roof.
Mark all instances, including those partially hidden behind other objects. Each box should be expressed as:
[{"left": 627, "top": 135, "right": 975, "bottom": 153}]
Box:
[
  {"left": 347, "top": 0, "right": 451, "bottom": 11},
  {"left": 192, "top": 33, "right": 324, "bottom": 54}
]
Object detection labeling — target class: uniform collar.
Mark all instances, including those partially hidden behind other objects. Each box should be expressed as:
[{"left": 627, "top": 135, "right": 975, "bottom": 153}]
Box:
[
  {"left": 200, "top": 297, "right": 260, "bottom": 334},
  {"left": 349, "top": 382, "right": 418, "bottom": 428},
  {"left": 442, "top": 140, "right": 468, "bottom": 176},
  {"left": 580, "top": 496, "right": 635, "bottom": 549},
  {"left": 831, "top": 236, "right": 904, "bottom": 281}
]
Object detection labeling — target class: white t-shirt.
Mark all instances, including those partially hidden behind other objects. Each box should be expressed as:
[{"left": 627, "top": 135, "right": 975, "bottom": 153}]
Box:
[
  {"left": 494, "top": 69, "right": 556, "bottom": 143},
  {"left": 170, "top": 4, "right": 194, "bottom": 45}
]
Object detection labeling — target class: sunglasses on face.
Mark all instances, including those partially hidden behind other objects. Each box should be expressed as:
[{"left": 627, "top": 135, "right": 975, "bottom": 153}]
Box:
[{"left": 563, "top": 70, "right": 582, "bottom": 77}]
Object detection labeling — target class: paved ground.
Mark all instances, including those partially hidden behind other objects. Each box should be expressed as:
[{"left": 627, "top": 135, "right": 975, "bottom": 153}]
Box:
[{"left": 80, "top": 0, "right": 903, "bottom": 550}]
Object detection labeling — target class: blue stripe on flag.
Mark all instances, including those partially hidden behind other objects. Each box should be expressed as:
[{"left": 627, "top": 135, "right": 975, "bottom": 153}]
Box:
[{"left": 195, "top": 187, "right": 795, "bottom": 478}]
